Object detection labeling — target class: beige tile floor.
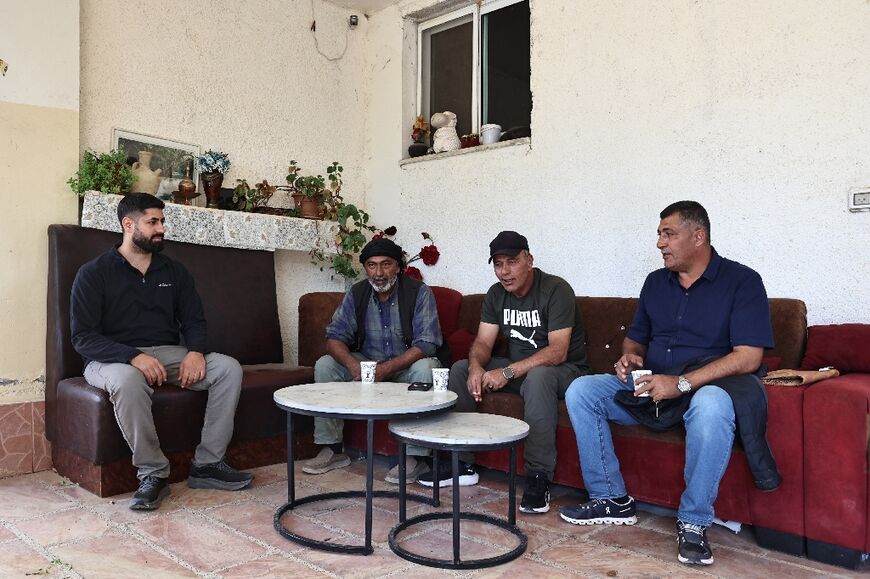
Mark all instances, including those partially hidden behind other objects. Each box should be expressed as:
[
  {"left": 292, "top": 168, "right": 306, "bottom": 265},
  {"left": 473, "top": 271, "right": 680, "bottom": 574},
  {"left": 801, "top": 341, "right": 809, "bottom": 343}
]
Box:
[{"left": 0, "top": 457, "right": 858, "bottom": 578}]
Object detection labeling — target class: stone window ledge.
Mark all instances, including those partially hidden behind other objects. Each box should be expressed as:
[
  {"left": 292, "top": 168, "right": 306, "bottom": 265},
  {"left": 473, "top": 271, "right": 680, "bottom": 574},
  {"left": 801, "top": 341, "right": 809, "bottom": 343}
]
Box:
[{"left": 399, "top": 136, "right": 531, "bottom": 168}]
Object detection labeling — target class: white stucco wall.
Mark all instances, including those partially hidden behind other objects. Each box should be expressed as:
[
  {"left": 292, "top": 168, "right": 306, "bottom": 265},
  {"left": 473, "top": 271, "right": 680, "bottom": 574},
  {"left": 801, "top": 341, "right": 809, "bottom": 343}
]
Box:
[
  {"left": 363, "top": 0, "right": 870, "bottom": 326},
  {"left": 80, "top": 0, "right": 367, "bottom": 364},
  {"left": 0, "top": 0, "right": 79, "bottom": 402}
]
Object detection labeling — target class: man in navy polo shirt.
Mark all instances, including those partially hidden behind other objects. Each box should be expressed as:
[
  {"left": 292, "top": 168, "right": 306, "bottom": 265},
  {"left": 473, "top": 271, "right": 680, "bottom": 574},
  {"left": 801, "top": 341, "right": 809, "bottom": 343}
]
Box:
[{"left": 559, "top": 201, "right": 773, "bottom": 567}]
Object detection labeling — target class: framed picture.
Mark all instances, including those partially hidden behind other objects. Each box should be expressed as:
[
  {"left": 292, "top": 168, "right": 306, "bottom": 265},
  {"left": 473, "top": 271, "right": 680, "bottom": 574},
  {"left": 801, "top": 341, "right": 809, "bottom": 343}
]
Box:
[{"left": 111, "top": 128, "right": 201, "bottom": 204}]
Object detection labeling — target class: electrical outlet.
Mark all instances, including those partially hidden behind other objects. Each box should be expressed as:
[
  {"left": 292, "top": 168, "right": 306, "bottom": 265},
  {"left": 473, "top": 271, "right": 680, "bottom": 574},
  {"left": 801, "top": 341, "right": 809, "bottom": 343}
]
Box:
[{"left": 849, "top": 188, "right": 870, "bottom": 212}]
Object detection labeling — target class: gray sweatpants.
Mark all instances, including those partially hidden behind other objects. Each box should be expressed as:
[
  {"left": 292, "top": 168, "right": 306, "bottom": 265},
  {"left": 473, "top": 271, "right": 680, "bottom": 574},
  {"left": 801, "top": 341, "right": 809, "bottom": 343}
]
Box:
[
  {"left": 312, "top": 352, "right": 440, "bottom": 457},
  {"left": 448, "top": 357, "right": 585, "bottom": 481},
  {"left": 83, "top": 345, "right": 243, "bottom": 480}
]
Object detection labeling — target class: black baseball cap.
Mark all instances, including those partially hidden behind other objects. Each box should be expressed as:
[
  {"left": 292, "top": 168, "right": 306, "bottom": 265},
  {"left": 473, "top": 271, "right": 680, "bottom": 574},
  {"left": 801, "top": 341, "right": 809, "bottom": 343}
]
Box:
[{"left": 488, "top": 231, "right": 529, "bottom": 263}]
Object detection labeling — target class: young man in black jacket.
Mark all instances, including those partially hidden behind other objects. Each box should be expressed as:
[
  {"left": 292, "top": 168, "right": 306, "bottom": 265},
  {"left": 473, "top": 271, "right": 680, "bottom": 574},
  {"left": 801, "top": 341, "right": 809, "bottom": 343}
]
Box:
[{"left": 70, "top": 193, "right": 252, "bottom": 510}]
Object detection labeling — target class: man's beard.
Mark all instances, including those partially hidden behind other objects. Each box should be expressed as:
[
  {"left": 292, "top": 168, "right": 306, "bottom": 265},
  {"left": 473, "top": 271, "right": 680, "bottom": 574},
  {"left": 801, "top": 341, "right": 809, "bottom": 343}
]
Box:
[
  {"left": 132, "top": 230, "right": 164, "bottom": 253},
  {"left": 368, "top": 275, "right": 398, "bottom": 294}
]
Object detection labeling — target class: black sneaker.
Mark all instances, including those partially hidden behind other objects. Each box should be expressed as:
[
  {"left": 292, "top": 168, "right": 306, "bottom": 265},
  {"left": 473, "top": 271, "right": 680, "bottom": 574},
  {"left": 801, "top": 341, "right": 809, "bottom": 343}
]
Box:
[
  {"left": 187, "top": 460, "right": 254, "bottom": 491},
  {"left": 416, "top": 459, "right": 479, "bottom": 488},
  {"left": 519, "top": 472, "right": 550, "bottom": 514},
  {"left": 130, "top": 475, "right": 169, "bottom": 511},
  {"left": 559, "top": 496, "right": 637, "bottom": 525},
  {"left": 676, "top": 520, "right": 714, "bottom": 565}
]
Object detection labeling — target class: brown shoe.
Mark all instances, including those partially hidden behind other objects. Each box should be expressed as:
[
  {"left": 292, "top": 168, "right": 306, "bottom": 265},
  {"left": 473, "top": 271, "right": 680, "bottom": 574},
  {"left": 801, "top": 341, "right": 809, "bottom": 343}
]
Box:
[{"left": 302, "top": 447, "right": 351, "bottom": 475}]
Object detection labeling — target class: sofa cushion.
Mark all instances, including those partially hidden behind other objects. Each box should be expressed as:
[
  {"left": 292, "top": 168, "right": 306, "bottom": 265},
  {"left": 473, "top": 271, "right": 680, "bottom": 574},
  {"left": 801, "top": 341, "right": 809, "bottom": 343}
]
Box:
[
  {"left": 447, "top": 328, "right": 476, "bottom": 362},
  {"left": 800, "top": 324, "right": 870, "bottom": 373},
  {"left": 431, "top": 286, "right": 463, "bottom": 337},
  {"left": 55, "top": 366, "right": 313, "bottom": 464}
]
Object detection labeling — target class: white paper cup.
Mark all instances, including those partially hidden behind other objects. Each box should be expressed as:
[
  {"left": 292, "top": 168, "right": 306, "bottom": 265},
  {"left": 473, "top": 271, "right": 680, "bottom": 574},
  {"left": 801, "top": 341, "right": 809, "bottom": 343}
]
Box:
[
  {"left": 432, "top": 368, "right": 450, "bottom": 391},
  {"left": 631, "top": 369, "right": 652, "bottom": 397},
  {"left": 360, "top": 361, "right": 377, "bottom": 384}
]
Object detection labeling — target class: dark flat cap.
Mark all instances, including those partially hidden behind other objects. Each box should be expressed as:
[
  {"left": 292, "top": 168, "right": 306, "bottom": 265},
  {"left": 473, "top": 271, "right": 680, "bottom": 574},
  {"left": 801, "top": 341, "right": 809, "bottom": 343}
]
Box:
[{"left": 359, "top": 238, "right": 404, "bottom": 265}]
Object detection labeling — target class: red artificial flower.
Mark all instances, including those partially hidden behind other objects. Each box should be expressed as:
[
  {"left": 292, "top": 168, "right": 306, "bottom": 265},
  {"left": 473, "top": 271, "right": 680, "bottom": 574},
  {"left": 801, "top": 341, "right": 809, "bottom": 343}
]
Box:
[
  {"left": 419, "top": 244, "right": 440, "bottom": 266},
  {"left": 404, "top": 266, "right": 423, "bottom": 280},
  {"left": 421, "top": 231, "right": 431, "bottom": 240}
]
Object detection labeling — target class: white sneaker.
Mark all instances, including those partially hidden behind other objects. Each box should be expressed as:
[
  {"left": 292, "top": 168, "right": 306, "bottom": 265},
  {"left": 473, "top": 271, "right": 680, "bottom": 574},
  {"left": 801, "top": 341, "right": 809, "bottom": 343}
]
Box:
[
  {"left": 302, "top": 447, "right": 351, "bottom": 475},
  {"left": 384, "top": 457, "right": 429, "bottom": 485}
]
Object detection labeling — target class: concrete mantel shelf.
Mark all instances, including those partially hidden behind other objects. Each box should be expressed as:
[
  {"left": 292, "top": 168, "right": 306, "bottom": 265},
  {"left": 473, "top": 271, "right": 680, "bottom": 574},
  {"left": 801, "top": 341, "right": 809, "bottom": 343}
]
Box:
[{"left": 80, "top": 191, "right": 338, "bottom": 253}]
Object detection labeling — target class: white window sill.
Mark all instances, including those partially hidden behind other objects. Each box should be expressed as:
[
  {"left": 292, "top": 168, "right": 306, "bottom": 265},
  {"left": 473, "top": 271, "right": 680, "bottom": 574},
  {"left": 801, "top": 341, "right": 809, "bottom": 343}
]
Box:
[{"left": 399, "top": 136, "right": 531, "bottom": 167}]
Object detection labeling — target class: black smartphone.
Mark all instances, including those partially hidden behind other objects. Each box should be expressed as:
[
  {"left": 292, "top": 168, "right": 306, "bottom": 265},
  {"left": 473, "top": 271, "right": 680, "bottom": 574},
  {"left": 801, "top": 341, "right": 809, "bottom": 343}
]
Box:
[{"left": 408, "top": 381, "right": 433, "bottom": 391}]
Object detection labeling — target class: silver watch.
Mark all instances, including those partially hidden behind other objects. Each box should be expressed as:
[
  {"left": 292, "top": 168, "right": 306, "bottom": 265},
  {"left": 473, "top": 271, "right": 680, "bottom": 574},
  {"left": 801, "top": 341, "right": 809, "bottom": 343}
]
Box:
[
  {"left": 502, "top": 366, "right": 515, "bottom": 381},
  {"left": 677, "top": 375, "right": 692, "bottom": 394}
]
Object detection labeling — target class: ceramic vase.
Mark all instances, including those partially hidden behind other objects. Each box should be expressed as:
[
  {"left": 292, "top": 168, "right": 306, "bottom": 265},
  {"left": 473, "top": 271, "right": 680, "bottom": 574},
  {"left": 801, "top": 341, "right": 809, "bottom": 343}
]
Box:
[
  {"left": 201, "top": 170, "right": 224, "bottom": 208},
  {"left": 131, "top": 151, "right": 162, "bottom": 195},
  {"left": 173, "top": 158, "right": 200, "bottom": 205}
]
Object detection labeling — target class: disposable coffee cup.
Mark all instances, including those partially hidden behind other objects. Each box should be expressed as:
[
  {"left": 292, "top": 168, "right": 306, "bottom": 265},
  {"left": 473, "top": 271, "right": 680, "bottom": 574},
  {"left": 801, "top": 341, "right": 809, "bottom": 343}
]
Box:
[
  {"left": 432, "top": 368, "right": 449, "bottom": 392},
  {"left": 360, "top": 361, "right": 377, "bottom": 385},
  {"left": 631, "top": 369, "right": 652, "bottom": 397}
]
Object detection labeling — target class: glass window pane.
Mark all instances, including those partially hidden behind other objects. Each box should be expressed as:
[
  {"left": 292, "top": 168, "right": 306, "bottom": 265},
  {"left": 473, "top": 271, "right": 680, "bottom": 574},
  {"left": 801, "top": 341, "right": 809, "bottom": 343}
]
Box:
[
  {"left": 482, "top": 0, "right": 531, "bottom": 132},
  {"left": 423, "top": 19, "right": 473, "bottom": 138}
]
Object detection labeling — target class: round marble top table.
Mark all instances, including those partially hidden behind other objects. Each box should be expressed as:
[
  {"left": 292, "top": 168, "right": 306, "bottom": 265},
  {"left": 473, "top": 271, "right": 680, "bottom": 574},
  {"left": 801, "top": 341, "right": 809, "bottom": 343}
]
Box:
[
  {"left": 389, "top": 412, "right": 529, "bottom": 447},
  {"left": 273, "top": 381, "right": 457, "bottom": 418},
  {"left": 272, "top": 382, "right": 457, "bottom": 556},
  {"left": 388, "top": 413, "right": 530, "bottom": 570}
]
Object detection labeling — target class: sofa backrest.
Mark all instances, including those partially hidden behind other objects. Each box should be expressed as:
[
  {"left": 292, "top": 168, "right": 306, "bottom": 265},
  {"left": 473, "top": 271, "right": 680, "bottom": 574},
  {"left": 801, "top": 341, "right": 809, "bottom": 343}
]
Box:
[
  {"left": 297, "top": 285, "right": 464, "bottom": 367},
  {"left": 399, "top": 291, "right": 807, "bottom": 375},
  {"left": 46, "top": 224, "right": 284, "bottom": 440}
]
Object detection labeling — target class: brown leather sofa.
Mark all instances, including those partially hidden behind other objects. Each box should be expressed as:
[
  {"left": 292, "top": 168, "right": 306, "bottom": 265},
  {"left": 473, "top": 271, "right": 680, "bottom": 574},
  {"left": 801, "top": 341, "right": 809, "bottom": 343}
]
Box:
[
  {"left": 298, "top": 290, "right": 809, "bottom": 555},
  {"left": 46, "top": 224, "right": 315, "bottom": 497}
]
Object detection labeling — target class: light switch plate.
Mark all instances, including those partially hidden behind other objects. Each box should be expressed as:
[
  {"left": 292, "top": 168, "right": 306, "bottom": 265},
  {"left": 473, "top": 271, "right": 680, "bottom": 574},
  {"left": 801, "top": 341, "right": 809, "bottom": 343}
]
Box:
[{"left": 849, "top": 187, "right": 870, "bottom": 212}]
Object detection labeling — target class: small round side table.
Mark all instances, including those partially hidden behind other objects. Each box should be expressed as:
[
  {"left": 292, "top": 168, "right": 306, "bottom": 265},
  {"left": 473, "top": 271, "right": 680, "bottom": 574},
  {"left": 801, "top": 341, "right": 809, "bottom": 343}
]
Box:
[{"left": 388, "top": 412, "right": 529, "bottom": 569}]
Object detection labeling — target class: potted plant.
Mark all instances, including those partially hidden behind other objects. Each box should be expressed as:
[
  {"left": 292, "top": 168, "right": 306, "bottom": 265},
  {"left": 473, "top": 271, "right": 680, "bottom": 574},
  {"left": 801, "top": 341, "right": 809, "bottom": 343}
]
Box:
[
  {"left": 286, "top": 160, "right": 343, "bottom": 220},
  {"left": 231, "top": 179, "right": 277, "bottom": 212},
  {"left": 68, "top": 149, "right": 136, "bottom": 197},
  {"left": 197, "top": 149, "right": 231, "bottom": 208}
]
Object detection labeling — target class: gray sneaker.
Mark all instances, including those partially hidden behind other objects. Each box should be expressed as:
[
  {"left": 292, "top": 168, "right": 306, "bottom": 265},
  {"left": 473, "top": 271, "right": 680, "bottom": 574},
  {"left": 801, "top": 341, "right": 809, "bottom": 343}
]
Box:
[
  {"left": 384, "top": 457, "right": 429, "bottom": 485},
  {"left": 302, "top": 447, "right": 351, "bottom": 475}
]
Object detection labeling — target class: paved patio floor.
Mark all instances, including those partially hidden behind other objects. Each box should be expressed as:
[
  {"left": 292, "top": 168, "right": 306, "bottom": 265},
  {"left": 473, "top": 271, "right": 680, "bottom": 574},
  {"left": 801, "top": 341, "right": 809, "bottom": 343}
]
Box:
[{"left": 0, "top": 457, "right": 854, "bottom": 578}]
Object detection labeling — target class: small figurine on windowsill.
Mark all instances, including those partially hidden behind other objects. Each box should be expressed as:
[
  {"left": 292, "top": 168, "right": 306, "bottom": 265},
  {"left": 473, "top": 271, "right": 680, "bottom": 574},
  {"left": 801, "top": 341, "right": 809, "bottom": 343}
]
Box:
[{"left": 431, "top": 111, "right": 461, "bottom": 153}]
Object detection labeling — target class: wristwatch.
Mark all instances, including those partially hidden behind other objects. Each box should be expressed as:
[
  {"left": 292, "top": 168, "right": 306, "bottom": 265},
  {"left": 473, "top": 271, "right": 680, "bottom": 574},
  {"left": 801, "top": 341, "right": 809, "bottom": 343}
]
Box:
[
  {"left": 677, "top": 375, "right": 692, "bottom": 394},
  {"left": 502, "top": 366, "right": 515, "bottom": 381}
]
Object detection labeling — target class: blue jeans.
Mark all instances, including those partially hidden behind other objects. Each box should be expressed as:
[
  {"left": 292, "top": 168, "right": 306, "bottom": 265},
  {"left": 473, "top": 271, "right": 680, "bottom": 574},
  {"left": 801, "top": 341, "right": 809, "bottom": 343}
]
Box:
[{"left": 564, "top": 373, "right": 736, "bottom": 526}]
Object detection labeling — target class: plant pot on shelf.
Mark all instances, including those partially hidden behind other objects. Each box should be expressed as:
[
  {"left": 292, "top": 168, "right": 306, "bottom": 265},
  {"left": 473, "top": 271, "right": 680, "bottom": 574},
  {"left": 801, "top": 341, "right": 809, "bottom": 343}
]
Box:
[
  {"left": 290, "top": 191, "right": 305, "bottom": 212},
  {"left": 299, "top": 193, "right": 325, "bottom": 219},
  {"left": 408, "top": 142, "right": 429, "bottom": 158}
]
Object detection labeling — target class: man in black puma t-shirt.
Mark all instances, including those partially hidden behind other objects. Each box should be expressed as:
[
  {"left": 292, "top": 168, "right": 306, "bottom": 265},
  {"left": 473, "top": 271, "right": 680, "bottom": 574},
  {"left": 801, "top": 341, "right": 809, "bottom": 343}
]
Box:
[{"left": 418, "top": 231, "right": 590, "bottom": 514}]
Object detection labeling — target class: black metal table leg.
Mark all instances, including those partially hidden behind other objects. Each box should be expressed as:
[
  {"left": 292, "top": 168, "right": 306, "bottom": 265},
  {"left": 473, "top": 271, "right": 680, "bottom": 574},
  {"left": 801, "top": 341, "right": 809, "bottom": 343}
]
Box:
[
  {"left": 365, "top": 418, "right": 374, "bottom": 553},
  {"left": 452, "top": 450, "right": 460, "bottom": 565},
  {"left": 432, "top": 451, "right": 440, "bottom": 507},
  {"left": 399, "top": 442, "right": 407, "bottom": 523},
  {"left": 509, "top": 446, "right": 516, "bottom": 526},
  {"left": 287, "top": 412, "right": 295, "bottom": 504}
]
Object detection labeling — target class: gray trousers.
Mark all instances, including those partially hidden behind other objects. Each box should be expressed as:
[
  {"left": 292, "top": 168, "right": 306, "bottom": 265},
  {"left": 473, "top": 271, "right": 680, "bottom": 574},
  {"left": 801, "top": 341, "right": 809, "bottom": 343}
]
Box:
[
  {"left": 448, "top": 357, "right": 584, "bottom": 480},
  {"left": 83, "top": 345, "right": 243, "bottom": 480},
  {"left": 313, "top": 353, "right": 440, "bottom": 457}
]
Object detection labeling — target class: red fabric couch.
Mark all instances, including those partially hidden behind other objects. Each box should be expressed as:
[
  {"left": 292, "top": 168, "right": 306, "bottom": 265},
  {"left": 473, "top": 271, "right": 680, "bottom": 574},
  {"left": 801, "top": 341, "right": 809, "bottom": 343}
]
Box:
[
  {"left": 297, "top": 289, "right": 809, "bottom": 555},
  {"left": 800, "top": 324, "right": 870, "bottom": 569}
]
